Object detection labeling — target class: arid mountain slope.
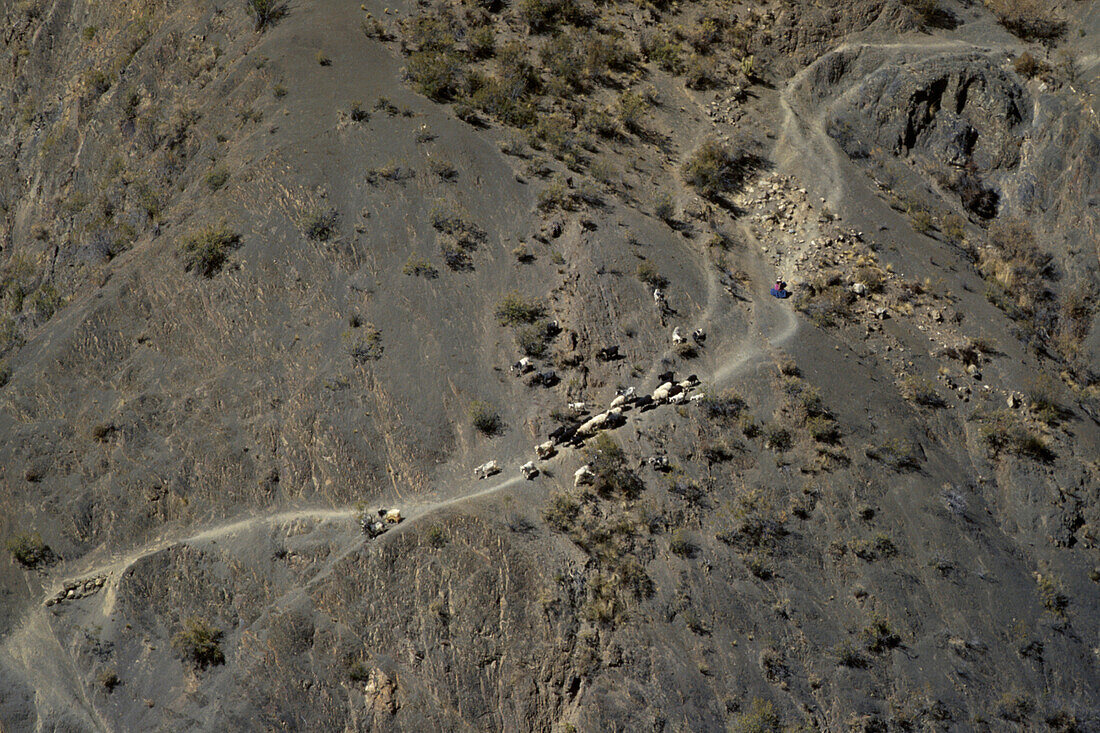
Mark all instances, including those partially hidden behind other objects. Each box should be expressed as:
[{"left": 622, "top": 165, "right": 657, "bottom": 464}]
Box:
[{"left": 1, "top": 0, "right": 1099, "bottom": 730}]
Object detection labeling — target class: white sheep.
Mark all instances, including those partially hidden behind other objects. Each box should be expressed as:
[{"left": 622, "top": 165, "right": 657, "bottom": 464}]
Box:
[
  {"left": 609, "top": 394, "right": 627, "bottom": 409},
  {"left": 672, "top": 327, "right": 686, "bottom": 344},
  {"left": 567, "top": 401, "right": 587, "bottom": 412},
  {"left": 521, "top": 461, "right": 538, "bottom": 480},
  {"left": 652, "top": 382, "right": 673, "bottom": 402},
  {"left": 474, "top": 460, "right": 501, "bottom": 479},
  {"left": 535, "top": 441, "right": 556, "bottom": 459},
  {"left": 574, "top": 464, "right": 595, "bottom": 487}
]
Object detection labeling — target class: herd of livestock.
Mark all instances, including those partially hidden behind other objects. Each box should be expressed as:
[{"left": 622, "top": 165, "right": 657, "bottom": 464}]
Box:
[{"left": 474, "top": 367, "right": 704, "bottom": 485}]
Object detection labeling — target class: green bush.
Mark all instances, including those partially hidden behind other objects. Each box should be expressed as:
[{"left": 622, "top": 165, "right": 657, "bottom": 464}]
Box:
[
  {"left": 172, "top": 617, "right": 225, "bottom": 670},
  {"left": 495, "top": 292, "right": 546, "bottom": 326},
  {"left": 469, "top": 400, "right": 502, "bottom": 435},
  {"left": 180, "top": 225, "right": 242, "bottom": 277},
  {"left": 5, "top": 532, "right": 51, "bottom": 567}
]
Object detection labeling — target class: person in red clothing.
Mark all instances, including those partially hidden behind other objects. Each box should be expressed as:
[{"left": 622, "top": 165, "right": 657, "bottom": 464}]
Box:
[{"left": 770, "top": 280, "right": 789, "bottom": 299}]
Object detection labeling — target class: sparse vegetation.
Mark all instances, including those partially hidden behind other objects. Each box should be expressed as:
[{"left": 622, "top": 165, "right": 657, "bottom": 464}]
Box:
[
  {"left": 180, "top": 225, "right": 242, "bottom": 277},
  {"left": 172, "top": 617, "right": 225, "bottom": 670}
]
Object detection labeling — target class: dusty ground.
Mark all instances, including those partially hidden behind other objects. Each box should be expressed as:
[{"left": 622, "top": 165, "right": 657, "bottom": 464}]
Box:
[{"left": 1, "top": 0, "right": 1099, "bottom": 729}]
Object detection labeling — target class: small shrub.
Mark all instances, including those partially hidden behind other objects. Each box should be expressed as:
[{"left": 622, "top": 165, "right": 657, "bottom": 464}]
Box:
[
  {"left": 468, "top": 26, "right": 495, "bottom": 58},
  {"left": 403, "top": 254, "right": 438, "bottom": 278},
  {"left": 245, "top": 0, "right": 287, "bottom": 31},
  {"left": 1013, "top": 51, "right": 1044, "bottom": 78},
  {"left": 975, "top": 410, "right": 1054, "bottom": 462},
  {"left": 349, "top": 101, "right": 369, "bottom": 122},
  {"left": 700, "top": 390, "right": 746, "bottom": 422},
  {"left": 653, "top": 192, "right": 676, "bottom": 223},
  {"left": 343, "top": 325, "right": 383, "bottom": 363},
  {"left": 315, "top": 51, "right": 332, "bottom": 66},
  {"left": 588, "top": 434, "right": 643, "bottom": 499},
  {"left": 469, "top": 401, "right": 502, "bottom": 435},
  {"left": 348, "top": 661, "right": 370, "bottom": 682},
  {"left": 1035, "top": 573, "right": 1069, "bottom": 617},
  {"left": 6, "top": 532, "right": 52, "bottom": 567},
  {"left": 173, "top": 618, "right": 225, "bottom": 670},
  {"left": 516, "top": 321, "right": 557, "bottom": 357},
  {"left": 681, "top": 139, "right": 755, "bottom": 199},
  {"left": 301, "top": 208, "right": 339, "bottom": 241},
  {"left": 425, "top": 524, "right": 448, "bottom": 548},
  {"left": 97, "top": 669, "right": 120, "bottom": 692},
  {"left": 866, "top": 437, "right": 922, "bottom": 472},
  {"left": 908, "top": 206, "right": 934, "bottom": 234},
  {"left": 180, "top": 225, "right": 242, "bottom": 277},
  {"left": 617, "top": 91, "right": 650, "bottom": 134},
  {"left": 669, "top": 530, "right": 696, "bottom": 558},
  {"left": 495, "top": 292, "right": 545, "bottom": 326},
  {"left": 635, "top": 262, "right": 667, "bottom": 289},
  {"left": 428, "top": 158, "right": 457, "bottom": 181},
  {"left": 863, "top": 617, "right": 901, "bottom": 653},
  {"left": 204, "top": 166, "right": 230, "bottom": 191},
  {"left": 762, "top": 426, "right": 792, "bottom": 452},
  {"left": 544, "top": 493, "right": 581, "bottom": 531},
  {"left": 942, "top": 214, "right": 966, "bottom": 244},
  {"left": 835, "top": 642, "right": 867, "bottom": 668},
  {"left": 982, "top": 0, "right": 1065, "bottom": 43},
  {"left": 273, "top": 83, "right": 287, "bottom": 98},
  {"left": 730, "top": 697, "right": 781, "bottom": 733},
  {"left": 900, "top": 375, "right": 946, "bottom": 408}
]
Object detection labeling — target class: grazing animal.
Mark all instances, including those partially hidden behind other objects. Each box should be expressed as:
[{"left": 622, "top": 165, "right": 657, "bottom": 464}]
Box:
[
  {"left": 658, "top": 370, "right": 675, "bottom": 384},
  {"left": 652, "top": 382, "right": 673, "bottom": 403},
  {"left": 535, "top": 441, "right": 556, "bottom": 459},
  {"left": 475, "top": 460, "right": 501, "bottom": 479},
  {"left": 692, "top": 328, "right": 706, "bottom": 344},
  {"left": 574, "top": 464, "right": 595, "bottom": 487},
  {"left": 521, "top": 461, "right": 538, "bottom": 480},
  {"left": 596, "top": 345, "right": 620, "bottom": 361}
]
